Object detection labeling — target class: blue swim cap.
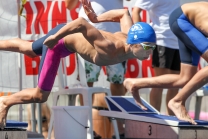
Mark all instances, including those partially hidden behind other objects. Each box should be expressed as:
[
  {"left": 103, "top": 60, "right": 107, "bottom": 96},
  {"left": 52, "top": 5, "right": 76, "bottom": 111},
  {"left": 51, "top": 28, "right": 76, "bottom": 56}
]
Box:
[{"left": 127, "top": 22, "right": 156, "bottom": 44}]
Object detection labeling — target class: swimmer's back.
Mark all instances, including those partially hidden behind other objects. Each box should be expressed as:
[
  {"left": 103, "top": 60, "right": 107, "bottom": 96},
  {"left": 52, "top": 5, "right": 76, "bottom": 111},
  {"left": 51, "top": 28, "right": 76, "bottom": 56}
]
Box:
[
  {"left": 182, "top": 2, "right": 208, "bottom": 36},
  {"left": 63, "top": 30, "right": 127, "bottom": 65}
]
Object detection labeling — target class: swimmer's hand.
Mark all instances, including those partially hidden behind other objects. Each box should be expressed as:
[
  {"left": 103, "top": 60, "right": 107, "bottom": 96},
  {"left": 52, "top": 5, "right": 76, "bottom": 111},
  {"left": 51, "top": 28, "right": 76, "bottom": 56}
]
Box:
[
  {"left": 124, "top": 78, "right": 147, "bottom": 110},
  {"left": 81, "top": 0, "right": 98, "bottom": 23},
  {"left": 132, "top": 91, "right": 147, "bottom": 110},
  {"left": 43, "top": 35, "right": 58, "bottom": 50}
]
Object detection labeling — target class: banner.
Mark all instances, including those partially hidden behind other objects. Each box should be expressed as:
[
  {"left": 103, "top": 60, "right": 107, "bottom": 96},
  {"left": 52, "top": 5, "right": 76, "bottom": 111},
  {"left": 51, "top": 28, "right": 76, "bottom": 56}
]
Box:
[{"left": 0, "top": 0, "right": 206, "bottom": 92}]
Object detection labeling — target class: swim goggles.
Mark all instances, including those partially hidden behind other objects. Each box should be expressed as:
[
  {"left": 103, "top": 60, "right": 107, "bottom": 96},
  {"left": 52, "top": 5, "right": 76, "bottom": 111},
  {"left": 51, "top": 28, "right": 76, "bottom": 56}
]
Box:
[{"left": 140, "top": 43, "right": 156, "bottom": 50}]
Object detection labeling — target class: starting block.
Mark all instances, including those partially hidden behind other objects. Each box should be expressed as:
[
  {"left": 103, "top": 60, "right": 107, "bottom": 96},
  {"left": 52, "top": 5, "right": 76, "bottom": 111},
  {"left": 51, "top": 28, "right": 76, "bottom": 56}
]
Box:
[
  {"left": 0, "top": 120, "right": 28, "bottom": 139},
  {"left": 99, "top": 96, "right": 208, "bottom": 139}
]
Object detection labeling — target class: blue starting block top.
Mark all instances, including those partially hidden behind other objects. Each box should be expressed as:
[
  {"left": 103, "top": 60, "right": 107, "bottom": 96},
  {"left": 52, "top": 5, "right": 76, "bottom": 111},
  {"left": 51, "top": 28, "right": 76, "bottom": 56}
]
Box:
[
  {"left": 6, "top": 120, "right": 28, "bottom": 128},
  {"left": 105, "top": 96, "right": 208, "bottom": 127},
  {"left": 106, "top": 96, "right": 159, "bottom": 114}
]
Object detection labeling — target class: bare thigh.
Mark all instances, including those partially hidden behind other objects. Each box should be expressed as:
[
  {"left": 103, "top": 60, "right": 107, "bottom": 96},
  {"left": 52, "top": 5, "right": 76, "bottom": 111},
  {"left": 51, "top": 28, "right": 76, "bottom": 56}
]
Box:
[{"left": 5, "top": 38, "right": 37, "bottom": 58}]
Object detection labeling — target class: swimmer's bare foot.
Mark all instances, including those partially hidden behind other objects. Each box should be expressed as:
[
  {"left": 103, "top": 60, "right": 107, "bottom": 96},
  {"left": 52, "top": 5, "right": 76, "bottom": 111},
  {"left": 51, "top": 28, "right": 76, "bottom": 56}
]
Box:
[
  {"left": 124, "top": 78, "right": 147, "bottom": 110},
  {"left": 168, "top": 99, "right": 197, "bottom": 125},
  {"left": 0, "top": 97, "right": 9, "bottom": 129}
]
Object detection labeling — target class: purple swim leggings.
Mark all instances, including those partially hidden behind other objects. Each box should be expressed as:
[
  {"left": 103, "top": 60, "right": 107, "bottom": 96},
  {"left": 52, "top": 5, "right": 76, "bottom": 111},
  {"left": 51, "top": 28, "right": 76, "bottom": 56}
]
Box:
[{"left": 38, "top": 39, "right": 74, "bottom": 91}]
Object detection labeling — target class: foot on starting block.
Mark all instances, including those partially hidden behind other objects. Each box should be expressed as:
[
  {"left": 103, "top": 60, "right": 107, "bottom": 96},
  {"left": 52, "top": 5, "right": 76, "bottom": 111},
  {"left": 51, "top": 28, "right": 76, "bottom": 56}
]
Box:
[{"left": 100, "top": 96, "right": 208, "bottom": 139}]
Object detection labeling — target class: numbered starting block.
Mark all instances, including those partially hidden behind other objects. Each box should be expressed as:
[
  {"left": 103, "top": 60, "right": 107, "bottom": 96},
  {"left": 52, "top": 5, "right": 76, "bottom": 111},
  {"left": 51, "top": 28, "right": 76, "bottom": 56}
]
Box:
[
  {"left": 0, "top": 120, "right": 28, "bottom": 139},
  {"left": 99, "top": 96, "right": 208, "bottom": 139}
]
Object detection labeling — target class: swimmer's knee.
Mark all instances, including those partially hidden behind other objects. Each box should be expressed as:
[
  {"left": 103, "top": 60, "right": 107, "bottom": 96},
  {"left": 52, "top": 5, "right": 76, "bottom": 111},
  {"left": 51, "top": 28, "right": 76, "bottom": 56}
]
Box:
[
  {"left": 32, "top": 89, "right": 50, "bottom": 103},
  {"left": 33, "top": 95, "right": 48, "bottom": 103}
]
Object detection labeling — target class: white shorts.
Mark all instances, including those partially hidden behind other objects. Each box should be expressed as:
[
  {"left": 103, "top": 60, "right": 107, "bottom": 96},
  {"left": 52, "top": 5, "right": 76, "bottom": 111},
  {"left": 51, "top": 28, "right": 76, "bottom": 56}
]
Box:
[{"left": 84, "top": 60, "right": 126, "bottom": 84}]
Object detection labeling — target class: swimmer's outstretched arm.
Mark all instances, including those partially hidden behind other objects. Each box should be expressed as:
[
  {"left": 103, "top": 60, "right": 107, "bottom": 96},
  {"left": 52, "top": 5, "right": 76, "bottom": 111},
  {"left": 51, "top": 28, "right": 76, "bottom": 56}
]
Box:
[
  {"left": 82, "top": 0, "right": 133, "bottom": 33},
  {"left": 43, "top": 17, "right": 108, "bottom": 50},
  {"left": 43, "top": 0, "right": 133, "bottom": 49}
]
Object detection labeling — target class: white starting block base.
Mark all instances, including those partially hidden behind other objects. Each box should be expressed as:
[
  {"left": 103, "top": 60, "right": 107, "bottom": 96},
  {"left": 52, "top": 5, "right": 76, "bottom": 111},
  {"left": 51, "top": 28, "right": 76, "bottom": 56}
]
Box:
[
  {"left": 100, "top": 96, "right": 208, "bottom": 139},
  {"left": 0, "top": 128, "right": 27, "bottom": 139},
  {"left": 125, "top": 120, "right": 208, "bottom": 139}
]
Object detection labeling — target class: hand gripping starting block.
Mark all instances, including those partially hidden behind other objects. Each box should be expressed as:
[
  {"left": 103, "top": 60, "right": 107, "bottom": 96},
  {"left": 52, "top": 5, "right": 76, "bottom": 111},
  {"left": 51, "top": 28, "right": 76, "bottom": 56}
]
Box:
[
  {"left": 99, "top": 96, "right": 208, "bottom": 139},
  {"left": 0, "top": 120, "right": 28, "bottom": 139}
]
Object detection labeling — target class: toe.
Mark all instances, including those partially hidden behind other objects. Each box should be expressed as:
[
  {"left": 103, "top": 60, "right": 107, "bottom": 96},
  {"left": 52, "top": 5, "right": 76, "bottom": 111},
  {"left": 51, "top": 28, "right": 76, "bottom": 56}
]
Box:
[
  {"left": 190, "top": 119, "right": 197, "bottom": 125},
  {"left": 140, "top": 105, "right": 147, "bottom": 111}
]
